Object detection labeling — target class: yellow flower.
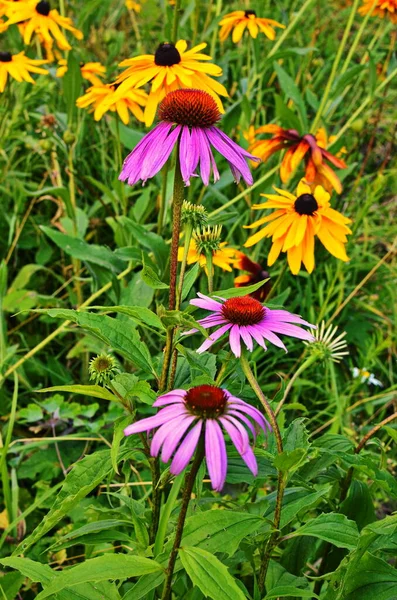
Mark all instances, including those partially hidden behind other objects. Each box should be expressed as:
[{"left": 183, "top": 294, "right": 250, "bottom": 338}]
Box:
[
  {"left": 359, "top": 0, "right": 397, "bottom": 22},
  {"left": 178, "top": 240, "right": 240, "bottom": 273},
  {"left": 56, "top": 60, "right": 106, "bottom": 86},
  {"left": 244, "top": 179, "right": 352, "bottom": 275},
  {"left": 113, "top": 40, "right": 228, "bottom": 127},
  {"left": 76, "top": 83, "right": 147, "bottom": 125},
  {"left": 4, "top": 0, "right": 83, "bottom": 50},
  {"left": 125, "top": 0, "right": 142, "bottom": 11},
  {"left": 0, "top": 50, "right": 48, "bottom": 92},
  {"left": 219, "top": 10, "right": 285, "bottom": 43}
]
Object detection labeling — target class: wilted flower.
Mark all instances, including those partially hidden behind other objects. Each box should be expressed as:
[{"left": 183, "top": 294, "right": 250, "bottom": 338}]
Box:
[
  {"left": 219, "top": 10, "right": 285, "bottom": 42},
  {"left": 244, "top": 179, "right": 352, "bottom": 275},
  {"left": 359, "top": 0, "right": 397, "bottom": 22},
  {"left": 119, "top": 89, "right": 259, "bottom": 187},
  {"left": 113, "top": 40, "right": 228, "bottom": 126},
  {"left": 76, "top": 83, "right": 147, "bottom": 124},
  {"left": 352, "top": 367, "right": 383, "bottom": 386},
  {"left": 0, "top": 51, "right": 48, "bottom": 92},
  {"left": 248, "top": 125, "right": 347, "bottom": 194},
  {"left": 304, "top": 321, "right": 349, "bottom": 363},
  {"left": 56, "top": 60, "right": 106, "bottom": 86},
  {"left": 124, "top": 384, "right": 271, "bottom": 491},
  {"left": 234, "top": 253, "right": 271, "bottom": 301},
  {"left": 187, "top": 293, "right": 315, "bottom": 357},
  {"left": 4, "top": 0, "right": 83, "bottom": 50},
  {"left": 89, "top": 354, "right": 119, "bottom": 385}
]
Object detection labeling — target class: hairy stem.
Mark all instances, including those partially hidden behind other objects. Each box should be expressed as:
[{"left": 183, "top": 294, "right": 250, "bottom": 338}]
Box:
[
  {"left": 169, "top": 157, "right": 184, "bottom": 311},
  {"left": 161, "top": 443, "right": 204, "bottom": 600}
]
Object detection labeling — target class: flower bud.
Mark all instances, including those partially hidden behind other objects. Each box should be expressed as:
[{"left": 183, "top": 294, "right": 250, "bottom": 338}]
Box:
[
  {"left": 193, "top": 225, "right": 222, "bottom": 255},
  {"left": 181, "top": 200, "right": 208, "bottom": 229},
  {"left": 89, "top": 354, "right": 119, "bottom": 385}
]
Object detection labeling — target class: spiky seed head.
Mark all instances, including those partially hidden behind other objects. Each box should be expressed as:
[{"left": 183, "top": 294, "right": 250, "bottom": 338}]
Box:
[
  {"left": 181, "top": 200, "right": 208, "bottom": 228},
  {"left": 193, "top": 225, "right": 222, "bottom": 255}
]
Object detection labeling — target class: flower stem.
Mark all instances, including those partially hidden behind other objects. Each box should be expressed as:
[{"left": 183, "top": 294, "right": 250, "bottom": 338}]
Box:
[
  {"left": 310, "top": 0, "right": 360, "bottom": 133},
  {"left": 176, "top": 223, "right": 193, "bottom": 310},
  {"left": 161, "top": 443, "right": 205, "bottom": 600},
  {"left": 171, "top": 0, "right": 182, "bottom": 43},
  {"left": 267, "top": 0, "right": 316, "bottom": 59},
  {"left": 340, "top": 0, "right": 377, "bottom": 76},
  {"left": 240, "top": 353, "right": 284, "bottom": 592},
  {"left": 205, "top": 251, "right": 214, "bottom": 294},
  {"left": 274, "top": 354, "right": 317, "bottom": 416},
  {"left": 169, "top": 157, "right": 184, "bottom": 311}
]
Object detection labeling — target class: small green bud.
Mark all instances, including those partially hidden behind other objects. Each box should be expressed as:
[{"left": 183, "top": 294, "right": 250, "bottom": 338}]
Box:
[
  {"left": 89, "top": 354, "right": 119, "bottom": 385},
  {"left": 351, "top": 119, "right": 364, "bottom": 132},
  {"left": 181, "top": 200, "right": 208, "bottom": 229},
  {"left": 63, "top": 129, "right": 76, "bottom": 145},
  {"left": 193, "top": 225, "right": 222, "bottom": 255}
]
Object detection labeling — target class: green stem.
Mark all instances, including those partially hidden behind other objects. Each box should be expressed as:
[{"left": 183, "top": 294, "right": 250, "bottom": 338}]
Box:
[
  {"left": 0, "top": 373, "right": 18, "bottom": 533},
  {"left": 154, "top": 472, "right": 184, "bottom": 556},
  {"left": 115, "top": 116, "right": 127, "bottom": 216},
  {"left": 171, "top": 0, "right": 181, "bottom": 43},
  {"left": 210, "top": 0, "right": 223, "bottom": 58},
  {"left": 176, "top": 223, "right": 193, "bottom": 310},
  {"left": 310, "top": 0, "right": 360, "bottom": 133},
  {"left": 159, "top": 329, "right": 174, "bottom": 392},
  {"left": 240, "top": 353, "right": 284, "bottom": 593},
  {"left": 267, "top": 0, "right": 316, "bottom": 59},
  {"left": 275, "top": 354, "right": 318, "bottom": 416},
  {"left": 205, "top": 251, "right": 214, "bottom": 294},
  {"left": 339, "top": 0, "right": 377, "bottom": 75},
  {"left": 161, "top": 443, "right": 205, "bottom": 600}
]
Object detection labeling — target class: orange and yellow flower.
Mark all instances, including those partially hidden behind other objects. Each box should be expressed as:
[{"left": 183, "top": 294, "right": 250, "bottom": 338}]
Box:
[
  {"left": 112, "top": 40, "right": 228, "bottom": 127},
  {"left": 4, "top": 0, "right": 83, "bottom": 50},
  {"left": 359, "top": 0, "right": 397, "bottom": 22},
  {"left": 56, "top": 60, "right": 106, "bottom": 86},
  {"left": 76, "top": 83, "right": 147, "bottom": 125},
  {"left": 219, "top": 10, "right": 285, "bottom": 43},
  {"left": 0, "top": 50, "right": 48, "bottom": 92},
  {"left": 248, "top": 125, "right": 347, "bottom": 194},
  {"left": 178, "top": 239, "right": 240, "bottom": 273},
  {"left": 244, "top": 179, "right": 352, "bottom": 275},
  {"left": 125, "top": 0, "right": 142, "bottom": 11},
  {"left": 234, "top": 253, "right": 271, "bottom": 301}
]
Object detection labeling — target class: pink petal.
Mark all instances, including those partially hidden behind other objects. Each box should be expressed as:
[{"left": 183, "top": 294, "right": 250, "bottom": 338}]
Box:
[
  {"left": 241, "top": 446, "right": 258, "bottom": 476},
  {"left": 161, "top": 415, "right": 197, "bottom": 463},
  {"left": 229, "top": 325, "right": 242, "bottom": 357},
  {"left": 190, "top": 292, "right": 224, "bottom": 312},
  {"left": 205, "top": 419, "right": 227, "bottom": 491},
  {"left": 226, "top": 410, "right": 256, "bottom": 438},
  {"left": 124, "top": 404, "right": 187, "bottom": 436},
  {"left": 266, "top": 322, "right": 315, "bottom": 341},
  {"left": 220, "top": 416, "right": 249, "bottom": 454},
  {"left": 246, "top": 325, "right": 267, "bottom": 350},
  {"left": 196, "top": 323, "right": 232, "bottom": 354},
  {"left": 239, "top": 326, "right": 254, "bottom": 352},
  {"left": 170, "top": 420, "right": 203, "bottom": 475}
]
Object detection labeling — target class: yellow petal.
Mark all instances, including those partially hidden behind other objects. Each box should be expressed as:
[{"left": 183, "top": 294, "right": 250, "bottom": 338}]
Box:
[{"left": 287, "top": 244, "right": 303, "bottom": 275}]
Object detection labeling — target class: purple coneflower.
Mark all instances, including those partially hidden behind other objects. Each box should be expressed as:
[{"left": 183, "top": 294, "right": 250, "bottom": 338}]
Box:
[
  {"left": 124, "top": 384, "right": 270, "bottom": 491},
  {"left": 188, "top": 293, "right": 316, "bottom": 357},
  {"left": 119, "top": 88, "right": 259, "bottom": 186}
]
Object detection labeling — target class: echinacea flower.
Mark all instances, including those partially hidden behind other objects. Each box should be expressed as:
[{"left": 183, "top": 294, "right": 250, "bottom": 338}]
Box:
[
  {"left": 4, "top": 0, "right": 83, "bottom": 49},
  {"left": 113, "top": 40, "right": 228, "bottom": 126},
  {"left": 248, "top": 125, "right": 347, "bottom": 194},
  {"left": 234, "top": 253, "right": 271, "bottom": 301},
  {"left": 244, "top": 179, "right": 352, "bottom": 275},
  {"left": 178, "top": 238, "right": 240, "bottom": 273},
  {"left": 304, "top": 321, "right": 349, "bottom": 363},
  {"left": 187, "top": 293, "right": 315, "bottom": 357},
  {"left": 352, "top": 367, "right": 383, "bottom": 386},
  {"left": 76, "top": 83, "right": 147, "bottom": 125},
  {"left": 119, "top": 89, "right": 259, "bottom": 186},
  {"left": 219, "top": 10, "right": 285, "bottom": 42},
  {"left": 124, "top": 384, "right": 271, "bottom": 491},
  {"left": 0, "top": 50, "right": 48, "bottom": 92},
  {"left": 359, "top": 0, "right": 397, "bottom": 22},
  {"left": 56, "top": 60, "right": 106, "bottom": 86}
]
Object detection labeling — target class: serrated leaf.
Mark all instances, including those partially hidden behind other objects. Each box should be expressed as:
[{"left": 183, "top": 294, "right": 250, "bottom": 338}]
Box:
[
  {"left": 288, "top": 512, "right": 359, "bottom": 549},
  {"left": 36, "top": 384, "right": 119, "bottom": 402},
  {"left": 40, "top": 226, "right": 124, "bottom": 272},
  {"left": 179, "top": 546, "right": 246, "bottom": 600},
  {"left": 274, "top": 448, "right": 307, "bottom": 472},
  {"left": 111, "top": 373, "right": 156, "bottom": 405},
  {"left": 141, "top": 255, "right": 169, "bottom": 289},
  {"left": 34, "top": 555, "right": 163, "bottom": 599}
]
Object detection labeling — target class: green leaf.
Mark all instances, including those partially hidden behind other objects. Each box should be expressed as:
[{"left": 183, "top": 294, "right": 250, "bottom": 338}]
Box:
[
  {"left": 49, "top": 519, "right": 133, "bottom": 551},
  {"left": 288, "top": 512, "right": 359, "bottom": 550},
  {"left": 36, "top": 309, "right": 155, "bottom": 376},
  {"left": 179, "top": 547, "right": 246, "bottom": 600},
  {"left": 36, "top": 384, "right": 119, "bottom": 402},
  {"left": 111, "top": 373, "right": 156, "bottom": 405},
  {"left": 140, "top": 255, "right": 169, "bottom": 289},
  {"left": 274, "top": 448, "right": 307, "bottom": 472},
  {"left": 92, "top": 305, "right": 165, "bottom": 330},
  {"left": 40, "top": 226, "right": 124, "bottom": 272},
  {"left": 33, "top": 555, "right": 163, "bottom": 600},
  {"left": 274, "top": 62, "right": 308, "bottom": 129},
  {"left": 210, "top": 279, "right": 270, "bottom": 300},
  {"left": 63, "top": 50, "right": 83, "bottom": 124},
  {"left": 265, "top": 587, "right": 319, "bottom": 599},
  {"left": 261, "top": 487, "right": 329, "bottom": 529},
  {"left": 112, "top": 416, "right": 132, "bottom": 474},
  {"left": 14, "top": 449, "right": 124, "bottom": 554},
  {"left": 182, "top": 262, "right": 200, "bottom": 301}
]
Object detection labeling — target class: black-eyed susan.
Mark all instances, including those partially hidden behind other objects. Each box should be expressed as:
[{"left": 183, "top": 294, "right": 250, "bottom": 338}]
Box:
[
  {"left": 219, "top": 10, "right": 285, "bottom": 43},
  {"left": 359, "top": 0, "right": 397, "bottom": 22},
  {"left": 248, "top": 125, "right": 347, "bottom": 194},
  {"left": 234, "top": 253, "right": 271, "bottom": 301},
  {"left": 56, "top": 60, "right": 106, "bottom": 86},
  {"left": 76, "top": 83, "right": 147, "bottom": 125},
  {"left": 178, "top": 238, "right": 240, "bottom": 273},
  {"left": 244, "top": 179, "right": 352, "bottom": 275},
  {"left": 0, "top": 50, "right": 48, "bottom": 92},
  {"left": 4, "top": 0, "right": 83, "bottom": 50},
  {"left": 113, "top": 40, "right": 228, "bottom": 126}
]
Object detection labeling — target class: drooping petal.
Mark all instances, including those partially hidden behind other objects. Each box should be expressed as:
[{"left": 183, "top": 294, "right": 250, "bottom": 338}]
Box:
[
  {"left": 190, "top": 292, "right": 224, "bottom": 312},
  {"left": 205, "top": 419, "right": 227, "bottom": 491},
  {"left": 229, "top": 325, "right": 242, "bottom": 357},
  {"left": 170, "top": 420, "right": 203, "bottom": 475},
  {"left": 196, "top": 323, "right": 232, "bottom": 354},
  {"left": 124, "top": 404, "right": 187, "bottom": 436},
  {"left": 161, "top": 415, "right": 197, "bottom": 462}
]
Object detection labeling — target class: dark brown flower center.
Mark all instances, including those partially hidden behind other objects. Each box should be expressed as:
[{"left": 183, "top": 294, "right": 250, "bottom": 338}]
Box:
[
  {"left": 222, "top": 296, "right": 265, "bottom": 325},
  {"left": 0, "top": 52, "right": 12, "bottom": 62},
  {"left": 185, "top": 385, "right": 227, "bottom": 418},
  {"left": 36, "top": 1, "right": 51, "bottom": 15},
  {"left": 294, "top": 193, "right": 318, "bottom": 216},
  {"left": 244, "top": 10, "right": 256, "bottom": 17},
  {"left": 154, "top": 42, "right": 181, "bottom": 67},
  {"left": 158, "top": 89, "right": 221, "bottom": 128}
]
